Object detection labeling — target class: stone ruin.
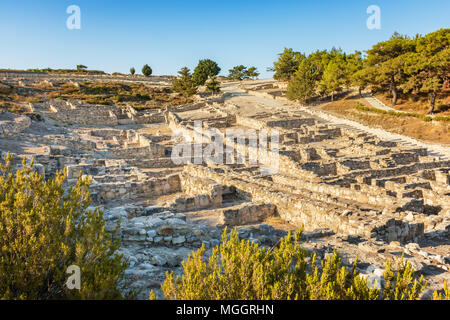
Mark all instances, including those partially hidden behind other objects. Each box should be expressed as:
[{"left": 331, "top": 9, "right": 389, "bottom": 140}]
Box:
[{"left": 0, "top": 73, "right": 448, "bottom": 299}]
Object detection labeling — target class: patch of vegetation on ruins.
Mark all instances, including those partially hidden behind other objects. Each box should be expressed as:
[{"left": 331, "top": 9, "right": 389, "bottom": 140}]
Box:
[{"left": 155, "top": 228, "right": 448, "bottom": 300}]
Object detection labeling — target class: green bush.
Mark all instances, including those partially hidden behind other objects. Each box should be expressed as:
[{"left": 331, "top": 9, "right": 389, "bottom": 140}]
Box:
[
  {"left": 0, "top": 154, "right": 135, "bottom": 300},
  {"left": 156, "top": 228, "right": 445, "bottom": 300},
  {"left": 142, "top": 64, "right": 153, "bottom": 77}
]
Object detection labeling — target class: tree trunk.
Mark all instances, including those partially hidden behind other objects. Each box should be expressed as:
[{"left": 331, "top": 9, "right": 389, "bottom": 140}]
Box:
[
  {"left": 428, "top": 92, "right": 437, "bottom": 114},
  {"left": 358, "top": 87, "right": 362, "bottom": 97},
  {"left": 390, "top": 76, "right": 398, "bottom": 105},
  {"left": 331, "top": 92, "right": 334, "bottom": 102},
  {"left": 391, "top": 86, "right": 398, "bottom": 105}
]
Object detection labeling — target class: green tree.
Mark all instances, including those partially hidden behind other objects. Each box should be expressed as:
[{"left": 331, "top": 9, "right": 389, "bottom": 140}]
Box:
[
  {"left": 205, "top": 76, "right": 221, "bottom": 94},
  {"left": 345, "top": 51, "right": 365, "bottom": 92},
  {"left": 192, "top": 59, "right": 221, "bottom": 86},
  {"left": 245, "top": 66, "right": 260, "bottom": 79},
  {"left": 402, "top": 28, "right": 450, "bottom": 114},
  {"left": 228, "top": 65, "right": 248, "bottom": 81},
  {"left": 172, "top": 67, "right": 198, "bottom": 97},
  {"left": 130, "top": 67, "right": 136, "bottom": 75},
  {"left": 76, "top": 65, "right": 87, "bottom": 72},
  {"left": 272, "top": 48, "right": 304, "bottom": 81},
  {"left": 0, "top": 154, "right": 135, "bottom": 300},
  {"left": 155, "top": 228, "right": 438, "bottom": 300},
  {"left": 286, "top": 60, "right": 316, "bottom": 103},
  {"left": 227, "top": 65, "right": 259, "bottom": 81},
  {"left": 366, "top": 33, "right": 416, "bottom": 105},
  {"left": 142, "top": 64, "right": 153, "bottom": 77},
  {"left": 319, "top": 59, "right": 347, "bottom": 101}
]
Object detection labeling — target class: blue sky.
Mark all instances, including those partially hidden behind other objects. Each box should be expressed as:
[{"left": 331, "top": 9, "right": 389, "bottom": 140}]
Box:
[{"left": 0, "top": 0, "right": 449, "bottom": 77}]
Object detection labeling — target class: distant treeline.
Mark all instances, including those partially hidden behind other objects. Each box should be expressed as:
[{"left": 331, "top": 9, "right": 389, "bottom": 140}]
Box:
[{"left": 272, "top": 28, "right": 449, "bottom": 114}]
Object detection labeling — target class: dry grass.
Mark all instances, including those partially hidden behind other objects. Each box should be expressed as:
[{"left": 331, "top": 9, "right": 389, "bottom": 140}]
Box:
[
  {"left": 319, "top": 95, "right": 450, "bottom": 146},
  {"left": 375, "top": 89, "right": 450, "bottom": 116}
]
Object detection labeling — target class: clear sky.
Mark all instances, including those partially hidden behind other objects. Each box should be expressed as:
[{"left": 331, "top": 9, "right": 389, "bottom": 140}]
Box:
[{"left": 1, "top": 0, "right": 449, "bottom": 77}]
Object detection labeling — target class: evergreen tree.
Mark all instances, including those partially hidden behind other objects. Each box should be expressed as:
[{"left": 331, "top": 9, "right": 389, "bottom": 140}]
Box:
[
  {"left": 402, "top": 28, "right": 450, "bottom": 114},
  {"left": 366, "top": 33, "right": 416, "bottom": 105},
  {"left": 228, "top": 65, "right": 248, "bottom": 81},
  {"left": 192, "top": 59, "right": 221, "bottom": 86},
  {"left": 205, "top": 76, "right": 221, "bottom": 94},
  {"left": 245, "top": 66, "right": 260, "bottom": 79},
  {"left": 319, "top": 59, "right": 346, "bottom": 101},
  {"left": 172, "top": 67, "right": 198, "bottom": 97},
  {"left": 76, "top": 65, "right": 87, "bottom": 72},
  {"left": 142, "top": 64, "right": 153, "bottom": 77},
  {"left": 130, "top": 67, "right": 135, "bottom": 75},
  {"left": 272, "top": 48, "right": 304, "bottom": 81},
  {"left": 286, "top": 60, "right": 316, "bottom": 103}
]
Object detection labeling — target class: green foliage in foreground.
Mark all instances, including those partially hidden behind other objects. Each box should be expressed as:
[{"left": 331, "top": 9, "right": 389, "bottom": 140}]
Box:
[
  {"left": 0, "top": 154, "right": 135, "bottom": 300},
  {"left": 156, "top": 229, "right": 447, "bottom": 300}
]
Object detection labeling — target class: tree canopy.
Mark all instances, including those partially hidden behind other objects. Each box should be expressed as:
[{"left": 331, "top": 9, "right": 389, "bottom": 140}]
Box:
[
  {"left": 192, "top": 59, "right": 221, "bottom": 86},
  {"left": 279, "top": 28, "right": 449, "bottom": 114}
]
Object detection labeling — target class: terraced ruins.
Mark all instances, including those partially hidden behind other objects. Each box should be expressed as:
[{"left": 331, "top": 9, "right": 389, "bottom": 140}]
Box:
[{"left": 1, "top": 71, "right": 449, "bottom": 299}]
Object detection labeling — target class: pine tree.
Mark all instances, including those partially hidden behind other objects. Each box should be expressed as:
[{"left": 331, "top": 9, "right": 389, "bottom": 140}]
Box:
[
  {"left": 228, "top": 65, "right": 248, "bottom": 81},
  {"left": 366, "top": 33, "right": 416, "bottom": 105},
  {"left": 192, "top": 59, "right": 221, "bottom": 86},
  {"left": 245, "top": 67, "right": 260, "bottom": 79},
  {"left": 130, "top": 67, "right": 135, "bottom": 75},
  {"left": 205, "top": 76, "right": 221, "bottom": 94},
  {"left": 142, "top": 64, "right": 153, "bottom": 77},
  {"left": 402, "top": 28, "right": 450, "bottom": 114},
  {"left": 172, "top": 67, "right": 198, "bottom": 97},
  {"left": 286, "top": 60, "right": 316, "bottom": 103},
  {"left": 272, "top": 48, "right": 304, "bottom": 81},
  {"left": 319, "top": 59, "right": 346, "bottom": 101}
]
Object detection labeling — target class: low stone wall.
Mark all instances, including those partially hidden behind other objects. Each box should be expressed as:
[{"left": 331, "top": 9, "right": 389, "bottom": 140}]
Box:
[
  {"left": 90, "top": 174, "right": 181, "bottom": 204},
  {"left": 219, "top": 203, "right": 276, "bottom": 226}
]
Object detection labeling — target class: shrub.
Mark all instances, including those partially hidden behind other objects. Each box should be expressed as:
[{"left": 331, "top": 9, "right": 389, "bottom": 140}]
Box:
[
  {"left": 155, "top": 228, "right": 445, "bottom": 300},
  {"left": 0, "top": 154, "right": 135, "bottom": 300},
  {"left": 142, "top": 64, "right": 153, "bottom": 77}
]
